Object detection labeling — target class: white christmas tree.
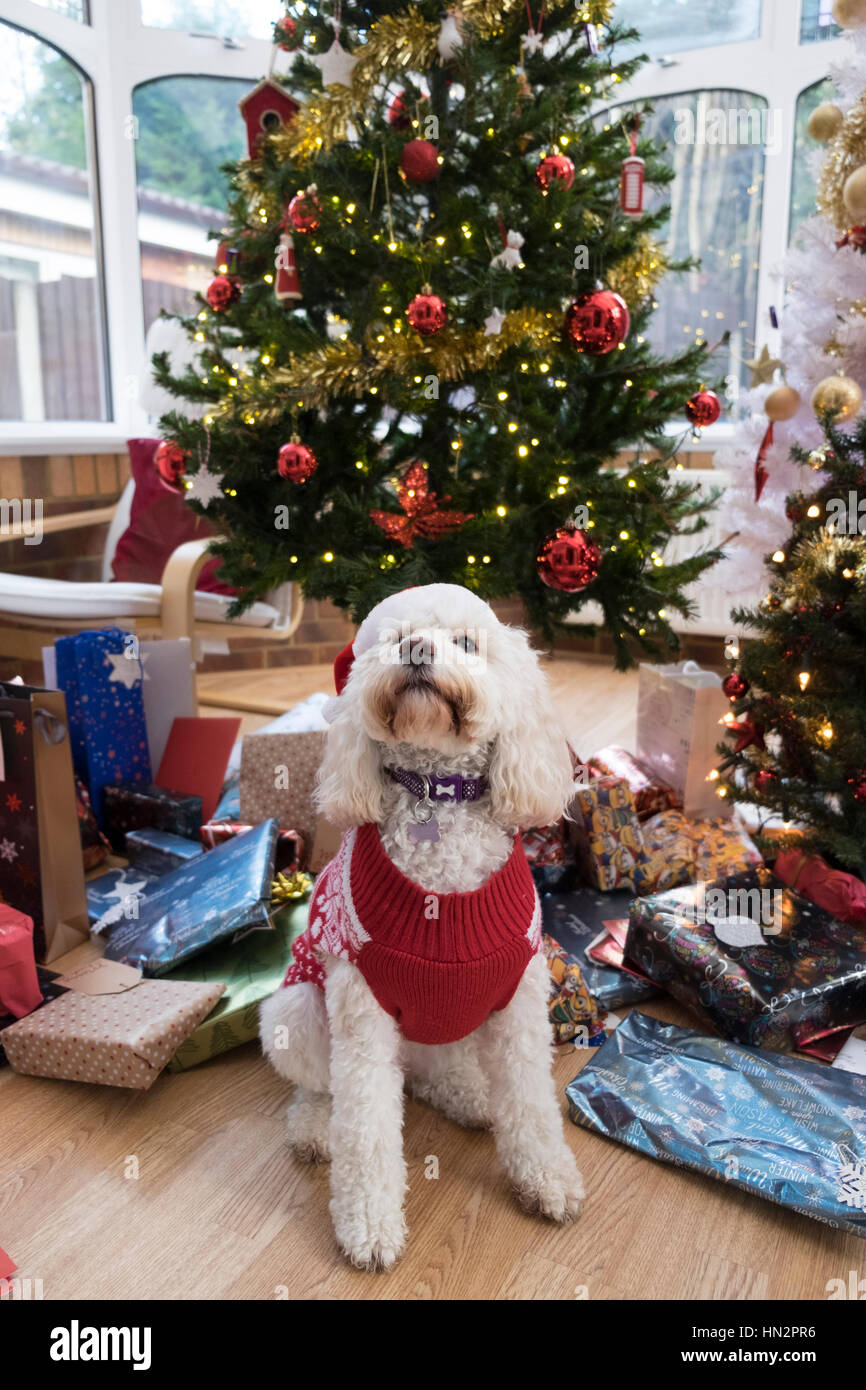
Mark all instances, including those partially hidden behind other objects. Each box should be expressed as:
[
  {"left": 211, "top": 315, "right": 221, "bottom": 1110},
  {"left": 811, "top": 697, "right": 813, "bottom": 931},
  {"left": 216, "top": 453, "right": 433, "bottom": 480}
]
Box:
[{"left": 717, "top": 9, "right": 866, "bottom": 597}]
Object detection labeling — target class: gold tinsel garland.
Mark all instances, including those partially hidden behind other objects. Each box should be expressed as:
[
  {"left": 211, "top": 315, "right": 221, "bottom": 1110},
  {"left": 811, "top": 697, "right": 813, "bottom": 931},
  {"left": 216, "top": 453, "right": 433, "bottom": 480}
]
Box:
[
  {"left": 817, "top": 91, "right": 866, "bottom": 231},
  {"left": 269, "top": 0, "right": 614, "bottom": 164},
  {"left": 606, "top": 234, "right": 667, "bottom": 302}
]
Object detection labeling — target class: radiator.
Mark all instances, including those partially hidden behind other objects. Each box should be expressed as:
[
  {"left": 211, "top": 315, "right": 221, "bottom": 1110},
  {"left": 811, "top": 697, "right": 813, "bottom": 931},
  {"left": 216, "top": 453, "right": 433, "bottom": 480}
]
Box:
[{"left": 562, "top": 468, "right": 761, "bottom": 637}]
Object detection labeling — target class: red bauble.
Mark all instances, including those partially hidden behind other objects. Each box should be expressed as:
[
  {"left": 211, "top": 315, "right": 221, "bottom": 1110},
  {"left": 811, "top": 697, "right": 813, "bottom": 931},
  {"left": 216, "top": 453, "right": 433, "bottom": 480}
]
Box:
[
  {"left": 685, "top": 389, "right": 722, "bottom": 428},
  {"left": 537, "top": 522, "right": 602, "bottom": 593},
  {"left": 564, "top": 291, "right": 630, "bottom": 355},
  {"left": 785, "top": 492, "right": 807, "bottom": 524},
  {"left": 850, "top": 774, "right": 866, "bottom": 803},
  {"left": 400, "top": 139, "right": 439, "bottom": 184},
  {"left": 206, "top": 275, "right": 240, "bottom": 312},
  {"left": 722, "top": 672, "right": 749, "bottom": 700},
  {"left": 273, "top": 15, "right": 296, "bottom": 49},
  {"left": 406, "top": 289, "right": 448, "bottom": 337},
  {"left": 535, "top": 152, "right": 575, "bottom": 192},
  {"left": 154, "top": 441, "right": 188, "bottom": 492},
  {"left": 287, "top": 190, "right": 321, "bottom": 235},
  {"left": 388, "top": 91, "right": 412, "bottom": 130},
  {"left": 754, "top": 769, "right": 778, "bottom": 794},
  {"left": 278, "top": 440, "right": 318, "bottom": 484}
]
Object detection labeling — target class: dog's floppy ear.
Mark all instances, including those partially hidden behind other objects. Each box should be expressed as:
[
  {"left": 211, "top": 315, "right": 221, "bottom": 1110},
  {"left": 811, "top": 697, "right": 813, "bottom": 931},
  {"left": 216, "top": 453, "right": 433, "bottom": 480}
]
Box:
[
  {"left": 315, "top": 677, "right": 383, "bottom": 828},
  {"left": 487, "top": 625, "right": 575, "bottom": 829}
]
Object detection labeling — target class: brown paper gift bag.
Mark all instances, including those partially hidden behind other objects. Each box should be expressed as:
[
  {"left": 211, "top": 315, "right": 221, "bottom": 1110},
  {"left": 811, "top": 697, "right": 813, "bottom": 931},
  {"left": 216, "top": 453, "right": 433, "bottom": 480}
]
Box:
[
  {"left": 239, "top": 731, "right": 326, "bottom": 846},
  {"left": 0, "top": 683, "right": 90, "bottom": 963}
]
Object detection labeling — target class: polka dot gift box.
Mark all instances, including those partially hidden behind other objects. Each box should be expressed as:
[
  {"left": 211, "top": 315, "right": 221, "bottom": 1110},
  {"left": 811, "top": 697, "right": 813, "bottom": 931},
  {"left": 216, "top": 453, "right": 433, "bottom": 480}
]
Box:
[{"left": 1, "top": 977, "right": 224, "bottom": 1089}]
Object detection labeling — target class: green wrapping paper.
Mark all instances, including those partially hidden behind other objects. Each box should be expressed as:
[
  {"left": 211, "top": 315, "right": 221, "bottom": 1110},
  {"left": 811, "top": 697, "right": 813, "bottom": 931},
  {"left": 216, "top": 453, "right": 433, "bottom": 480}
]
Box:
[{"left": 165, "top": 900, "right": 309, "bottom": 1071}]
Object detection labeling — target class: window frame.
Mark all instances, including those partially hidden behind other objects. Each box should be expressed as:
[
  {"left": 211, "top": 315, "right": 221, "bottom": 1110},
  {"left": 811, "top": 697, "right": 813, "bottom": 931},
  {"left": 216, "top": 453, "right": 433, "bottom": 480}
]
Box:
[
  {"left": 611, "top": 0, "right": 845, "bottom": 449},
  {"left": 0, "top": 0, "right": 270, "bottom": 452},
  {"left": 0, "top": 0, "right": 850, "bottom": 451}
]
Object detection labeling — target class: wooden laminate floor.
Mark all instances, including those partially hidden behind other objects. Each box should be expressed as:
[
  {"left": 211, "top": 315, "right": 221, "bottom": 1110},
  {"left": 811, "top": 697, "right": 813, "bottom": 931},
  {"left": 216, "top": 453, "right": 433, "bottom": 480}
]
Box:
[{"left": 2, "top": 657, "right": 863, "bottom": 1301}]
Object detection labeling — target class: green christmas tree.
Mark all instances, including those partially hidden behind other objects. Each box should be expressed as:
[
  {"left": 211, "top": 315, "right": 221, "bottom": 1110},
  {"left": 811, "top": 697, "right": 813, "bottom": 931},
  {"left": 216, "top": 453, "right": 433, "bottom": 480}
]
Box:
[
  {"left": 153, "top": 0, "right": 724, "bottom": 666},
  {"left": 717, "top": 396, "right": 866, "bottom": 876}
]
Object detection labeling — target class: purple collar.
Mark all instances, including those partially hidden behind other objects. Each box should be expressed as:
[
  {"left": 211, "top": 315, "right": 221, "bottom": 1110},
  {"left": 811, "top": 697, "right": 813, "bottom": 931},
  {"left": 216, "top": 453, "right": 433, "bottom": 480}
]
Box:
[{"left": 385, "top": 765, "right": 489, "bottom": 805}]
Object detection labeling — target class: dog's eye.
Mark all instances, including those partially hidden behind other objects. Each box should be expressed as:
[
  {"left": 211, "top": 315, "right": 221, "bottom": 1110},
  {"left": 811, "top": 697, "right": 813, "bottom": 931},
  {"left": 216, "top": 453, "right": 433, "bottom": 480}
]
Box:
[{"left": 454, "top": 634, "right": 476, "bottom": 653}]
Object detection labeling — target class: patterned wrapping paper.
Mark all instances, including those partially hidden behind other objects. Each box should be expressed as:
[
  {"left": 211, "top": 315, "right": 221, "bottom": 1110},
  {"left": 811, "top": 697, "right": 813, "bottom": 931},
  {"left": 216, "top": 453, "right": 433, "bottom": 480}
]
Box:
[
  {"left": 566, "top": 1011, "right": 866, "bottom": 1239},
  {"left": 1, "top": 978, "right": 224, "bottom": 1090},
  {"left": 586, "top": 745, "right": 681, "bottom": 820},
  {"left": 239, "top": 730, "right": 326, "bottom": 843},
  {"left": 570, "top": 777, "right": 658, "bottom": 893},
  {"left": 55, "top": 628, "right": 152, "bottom": 822},
  {"left": 625, "top": 869, "right": 866, "bottom": 1051},
  {"left": 102, "top": 782, "right": 203, "bottom": 853},
  {"left": 99, "top": 820, "right": 279, "bottom": 975},
  {"left": 641, "top": 810, "right": 763, "bottom": 887},
  {"left": 166, "top": 900, "right": 310, "bottom": 1070},
  {"left": 543, "top": 889, "right": 659, "bottom": 1010},
  {"left": 125, "top": 827, "right": 204, "bottom": 877},
  {"left": 542, "top": 934, "right": 601, "bottom": 1043}
]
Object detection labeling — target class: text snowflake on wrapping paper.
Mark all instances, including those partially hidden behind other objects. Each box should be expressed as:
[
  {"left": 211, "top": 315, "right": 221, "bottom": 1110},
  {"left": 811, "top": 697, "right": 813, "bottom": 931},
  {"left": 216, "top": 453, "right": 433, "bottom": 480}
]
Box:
[{"left": 837, "top": 1157, "right": 866, "bottom": 1211}]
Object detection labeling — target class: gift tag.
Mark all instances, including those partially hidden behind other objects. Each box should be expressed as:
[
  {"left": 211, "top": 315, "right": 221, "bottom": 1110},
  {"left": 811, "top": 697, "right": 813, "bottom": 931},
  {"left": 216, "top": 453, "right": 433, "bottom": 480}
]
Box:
[
  {"left": 832, "top": 1022, "right": 866, "bottom": 1077},
  {"left": 711, "top": 915, "right": 766, "bottom": 950},
  {"left": 54, "top": 958, "right": 143, "bottom": 995}
]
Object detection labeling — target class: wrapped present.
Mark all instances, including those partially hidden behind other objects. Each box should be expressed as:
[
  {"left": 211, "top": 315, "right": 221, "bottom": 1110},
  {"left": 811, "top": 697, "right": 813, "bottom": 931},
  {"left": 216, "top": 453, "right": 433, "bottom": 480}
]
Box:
[
  {"left": 641, "top": 809, "right": 762, "bottom": 888},
  {"left": 567, "top": 1011, "right": 866, "bottom": 1240},
  {"left": 569, "top": 777, "right": 657, "bottom": 893},
  {"left": 102, "top": 781, "right": 202, "bottom": 853},
  {"left": 55, "top": 628, "right": 152, "bottom": 822},
  {"left": 239, "top": 730, "right": 326, "bottom": 842},
  {"left": 75, "top": 778, "right": 111, "bottom": 871},
  {"left": 201, "top": 820, "right": 305, "bottom": 873},
  {"left": 166, "top": 900, "right": 310, "bottom": 1070},
  {"left": 99, "top": 819, "right": 279, "bottom": 975},
  {"left": 774, "top": 850, "right": 866, "bottom": 926},
  {"left": 125, "top": 827, "right": 203, "bottom": 877},
  {"left": 625, "top": 868, "right": 866, "bottom": 1051},
  {"left": 2, "top": 977, "right": 224, "bottom": 1090},
  {"left": 522, "top": 822, "right": 576, "bottom": 892},
  {"left": 542, "top": 933, "right": 602, "bottom": 1043},
  {"left": 542, "top": 890, "right": 658, "bottom": 1010},
  {"left": 86, "top": 866, "right": 159, "bottom": 925},
  {"left": 0, "top": 906, "right": 42, "bottom": 1020},
  {"left": 0, "top": 966, "right": 64, "bottom": 1067},
  {"left": 586, "top": 745, "right": 680, "bottom": 820}
]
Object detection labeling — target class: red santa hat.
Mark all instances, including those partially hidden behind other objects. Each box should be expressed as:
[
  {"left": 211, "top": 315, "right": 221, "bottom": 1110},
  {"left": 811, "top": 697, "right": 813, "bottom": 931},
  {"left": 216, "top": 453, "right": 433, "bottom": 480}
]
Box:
[{"left": 330, "top": 583, "right": 496, "bottom": 697}]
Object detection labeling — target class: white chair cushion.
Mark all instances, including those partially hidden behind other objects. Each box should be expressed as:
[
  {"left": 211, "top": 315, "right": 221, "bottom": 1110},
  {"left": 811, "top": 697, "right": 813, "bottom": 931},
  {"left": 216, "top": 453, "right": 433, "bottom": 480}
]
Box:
[{"left": 0, "top": 573, "right": 280, "bottom": 627}]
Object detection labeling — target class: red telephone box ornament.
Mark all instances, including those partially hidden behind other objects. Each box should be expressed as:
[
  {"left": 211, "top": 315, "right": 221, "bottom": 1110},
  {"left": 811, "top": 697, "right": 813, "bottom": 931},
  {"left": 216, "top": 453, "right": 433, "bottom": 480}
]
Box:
[{"left": 620, "top": 122, "right": 645, "bottom": 217}]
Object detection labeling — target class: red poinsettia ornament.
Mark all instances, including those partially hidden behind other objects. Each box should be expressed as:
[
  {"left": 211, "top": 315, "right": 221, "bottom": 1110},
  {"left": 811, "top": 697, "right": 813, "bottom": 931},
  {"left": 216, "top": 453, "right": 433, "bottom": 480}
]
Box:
[
  {"left": 370, "top": 461, "right": 473, "bottom": 548},
  {"left": 726, "top": 713, "right": 765, "bottom": 754}
]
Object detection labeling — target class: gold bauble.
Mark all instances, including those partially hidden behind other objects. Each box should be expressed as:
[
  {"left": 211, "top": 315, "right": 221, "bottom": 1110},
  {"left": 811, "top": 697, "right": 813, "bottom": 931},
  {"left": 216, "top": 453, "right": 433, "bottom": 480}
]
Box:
[
  {"left": 764, "top": 384, "right": 801, "bottom": 422},
  {"left": 833, "top": 0, "right": 866, "bottom": 27},
  {"left": 843, "top": 164, "right": 866, "bottom": 220},
  {"left": 811, "top": 374, "right": 863, "bottom": 421},
  {"left": 808, "top": 103, "right": 845, "bottom": 142}
]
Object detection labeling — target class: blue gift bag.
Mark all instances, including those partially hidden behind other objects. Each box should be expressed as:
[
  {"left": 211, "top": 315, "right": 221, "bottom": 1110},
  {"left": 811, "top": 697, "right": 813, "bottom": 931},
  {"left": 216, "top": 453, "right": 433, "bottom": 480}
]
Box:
[{"left": 55, "top": 628, "right": 152, "bottom": 823}]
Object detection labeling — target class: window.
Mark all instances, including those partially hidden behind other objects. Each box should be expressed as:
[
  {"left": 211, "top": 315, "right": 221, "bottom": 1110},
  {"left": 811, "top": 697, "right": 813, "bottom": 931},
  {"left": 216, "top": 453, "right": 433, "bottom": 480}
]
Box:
[
  {"left": 133, "top": 76, "right": 249, "bottom": 334},
  {"left": 606, "top": 91, "right": 766, "bottom": 413},
  {"left": 0, "top": 22, "right": 107, "bottom": 421},
  {"left": 30, "top": 0, "right": 88, "bottom": 21},
  {"left": 791, "top": 78, "right": 836, "bottom": 238},
  {"left": 140, "top": 0, "right": 284, "bottom": 41},
  {"left": 800, "top": 0, "right": 841, "bottom": 43},
  {"left": 611, "top": 0, "right": 762, "bottom": 58}
]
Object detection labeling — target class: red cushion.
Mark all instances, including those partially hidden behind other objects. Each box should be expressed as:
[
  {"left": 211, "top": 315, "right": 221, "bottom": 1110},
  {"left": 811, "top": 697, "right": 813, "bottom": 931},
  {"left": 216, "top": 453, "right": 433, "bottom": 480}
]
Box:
[{"left": 112, "top": 438, "right": 236, "bottom": 595}]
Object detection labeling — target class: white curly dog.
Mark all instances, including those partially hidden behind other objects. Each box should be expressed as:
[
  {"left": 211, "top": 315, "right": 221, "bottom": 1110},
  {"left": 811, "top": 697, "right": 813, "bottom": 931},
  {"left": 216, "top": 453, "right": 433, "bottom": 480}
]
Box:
[{"left": 260, "top": 583, "right": 584, "bottom": 1270}]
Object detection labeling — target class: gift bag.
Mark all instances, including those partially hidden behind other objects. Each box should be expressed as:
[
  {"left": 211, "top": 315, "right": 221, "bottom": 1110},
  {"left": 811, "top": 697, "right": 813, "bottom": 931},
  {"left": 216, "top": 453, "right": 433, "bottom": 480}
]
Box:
[
  {"left": 0, "top": 683, "right": 90, "bottom": 963},
  {"left": 239, "top": 731, "right": 326, "bottom": 848},
  {"left": 55, "top": 627, "right": 152, "bottom": 823},
  {"left": 636, "top": 660, "right": 731, "bottom": 819}
]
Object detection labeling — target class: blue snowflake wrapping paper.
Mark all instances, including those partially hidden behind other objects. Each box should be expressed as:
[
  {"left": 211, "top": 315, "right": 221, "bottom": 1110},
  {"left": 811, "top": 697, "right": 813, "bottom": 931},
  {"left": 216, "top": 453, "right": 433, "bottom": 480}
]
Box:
[
  {"left": 566, "top": 1011, "right": 866, "bottom": 1239},
  {"left": 55, "top": 628, "right": 152, "bottom": 822},
  {"left": 98, "top": 820, "right": 279, "bottom": 975}
]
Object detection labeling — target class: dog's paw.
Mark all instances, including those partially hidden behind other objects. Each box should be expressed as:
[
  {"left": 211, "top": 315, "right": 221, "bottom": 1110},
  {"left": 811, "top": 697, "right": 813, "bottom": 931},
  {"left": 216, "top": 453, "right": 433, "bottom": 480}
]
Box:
[
  {"left": 286, "top": 1092, "right": 331, "bottom": 1164},
  {"left": 513, "top": 1152, "right": 585, "bottom": 1224},
  {"left": 335, "top": 1210, "right": 408, "bottom": 1272}
]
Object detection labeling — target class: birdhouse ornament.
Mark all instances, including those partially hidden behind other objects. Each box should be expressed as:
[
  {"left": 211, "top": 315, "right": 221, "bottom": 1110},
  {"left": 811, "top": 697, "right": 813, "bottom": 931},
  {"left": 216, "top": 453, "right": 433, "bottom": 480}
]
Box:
[
  {"left": 620, "top": 121, "right": 645, "bottom": 217},
  {"left": 238, "top": 78, "right": 300, "bottom": 159}
]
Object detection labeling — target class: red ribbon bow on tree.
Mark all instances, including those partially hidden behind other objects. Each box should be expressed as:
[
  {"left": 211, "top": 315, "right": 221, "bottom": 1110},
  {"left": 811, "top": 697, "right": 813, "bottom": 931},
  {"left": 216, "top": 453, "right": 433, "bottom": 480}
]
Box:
[{"left": 370, "top": 461, "right": 473, "bottom": 548}]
